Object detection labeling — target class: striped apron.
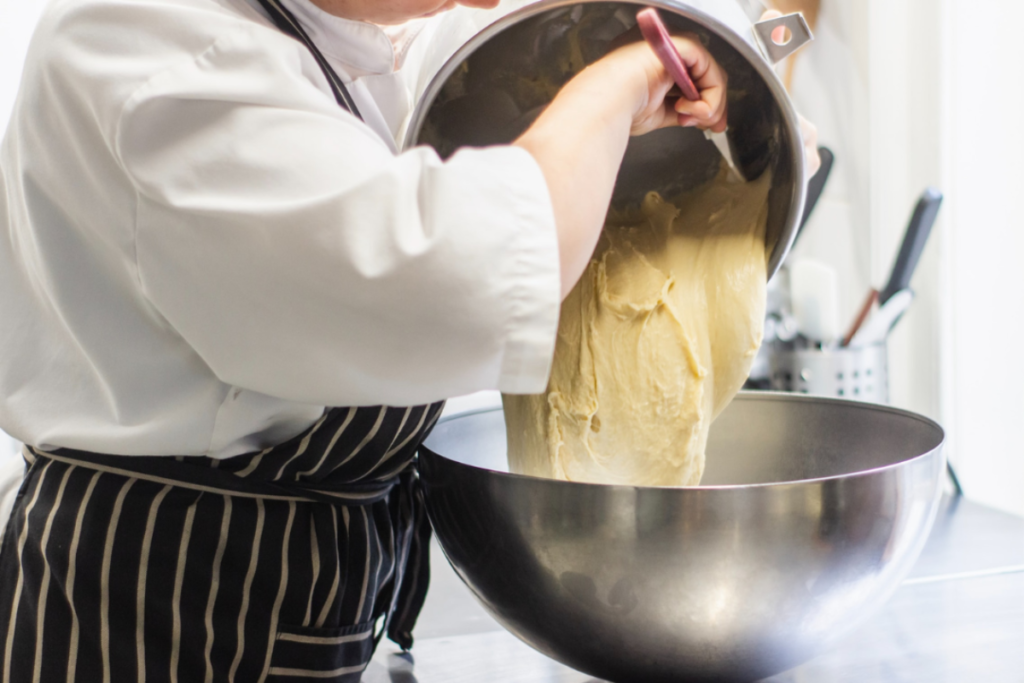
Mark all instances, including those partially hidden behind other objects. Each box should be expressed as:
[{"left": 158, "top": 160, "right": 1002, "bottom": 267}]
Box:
[
  {"left": 0, "top": 402, "right": 444, "bottom": 682},
  {"left": 0, "top": 3, "right": 445, "bottom": 681}
]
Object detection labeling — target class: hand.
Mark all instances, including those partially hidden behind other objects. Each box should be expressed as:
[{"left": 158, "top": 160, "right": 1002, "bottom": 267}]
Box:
[
  {"left": 585, "top": 33, "right": 729, "bottom": 137},
  {"left": 514, "top": 30, "right": 731, "bottom": 298},
  {"left": 800, "top": 113, "right": 821, "bottom": 176}
]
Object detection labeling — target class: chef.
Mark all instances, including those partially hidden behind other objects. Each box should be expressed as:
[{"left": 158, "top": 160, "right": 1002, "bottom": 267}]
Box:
[{"left": 0, "top": 0, "right": 754, "bottom": 679}]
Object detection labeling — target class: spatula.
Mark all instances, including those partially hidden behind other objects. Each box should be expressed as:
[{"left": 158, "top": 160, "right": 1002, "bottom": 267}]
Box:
[{"left": 636, "top": 7, "right": 745, "bottom": 182}]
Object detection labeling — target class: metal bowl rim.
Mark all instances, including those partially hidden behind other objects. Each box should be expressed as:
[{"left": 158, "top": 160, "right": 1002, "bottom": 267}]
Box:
[
  {"left": 402, "top": 0, "right": 807, "bottom": 279},
  {"left": 424, "top": 392, "right": 946, "bottom": 492}
]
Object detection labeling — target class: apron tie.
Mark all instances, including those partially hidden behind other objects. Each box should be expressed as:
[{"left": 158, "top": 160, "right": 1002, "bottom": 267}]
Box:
[{"left": 381, "top": 466, "right": 432, "bottom": 651}]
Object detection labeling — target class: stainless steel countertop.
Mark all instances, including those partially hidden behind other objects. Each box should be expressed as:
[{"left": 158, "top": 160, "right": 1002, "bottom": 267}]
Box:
[{"left": 364, "top": 495, "right": 1024, "bottom": 682}]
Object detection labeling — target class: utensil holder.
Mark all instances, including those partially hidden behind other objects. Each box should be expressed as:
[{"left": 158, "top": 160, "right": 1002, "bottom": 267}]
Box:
[{"left": 769, "top": 342, "right": 889, "bottom": 403}]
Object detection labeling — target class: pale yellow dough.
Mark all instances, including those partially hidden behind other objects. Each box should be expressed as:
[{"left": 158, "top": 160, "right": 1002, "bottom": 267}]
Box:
[{"left": 503, "top": 165, "right": 771, "bottom": 486}]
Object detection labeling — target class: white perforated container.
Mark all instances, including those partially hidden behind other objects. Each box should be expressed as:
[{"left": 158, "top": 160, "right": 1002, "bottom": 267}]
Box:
[{"left": 769, "top": 342, "right": 889, "bottom": 403}]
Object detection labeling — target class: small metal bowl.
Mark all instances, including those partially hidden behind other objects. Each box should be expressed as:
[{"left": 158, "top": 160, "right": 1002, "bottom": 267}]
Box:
[{"left": 420, "top": 393, "right": 945, "bottom": 682}]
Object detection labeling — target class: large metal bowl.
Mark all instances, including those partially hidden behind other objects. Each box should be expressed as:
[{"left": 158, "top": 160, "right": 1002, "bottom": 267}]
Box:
[{"left": 419, "top": 393, "right": 945, "bottom": 682}]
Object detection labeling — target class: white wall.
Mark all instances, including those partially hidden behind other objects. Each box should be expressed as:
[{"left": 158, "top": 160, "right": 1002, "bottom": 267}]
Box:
[
  {"left": 770, "top": 1, "right": 1022, "bottom": 516},
  {"left": 785, "top": 3, "right": 946, "bottom": 426},
  {"left": 866, "top": 0, "right": 945, "bottom": 424},
  {"left": 865, "top": 0, "right": 1024, "bottom": 517},
  {"left": 941, "top": 0, "right": 1024, "bottom": 516},
  {"left": 0, "top": 0, "right": 47, "bottom": 460}
]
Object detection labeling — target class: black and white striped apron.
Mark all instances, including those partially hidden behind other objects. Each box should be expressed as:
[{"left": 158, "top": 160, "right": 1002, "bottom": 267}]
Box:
[
  {"left": 0, "top": 402, "right": 444, "bottom": 682},
  {"left": 0, "top": 3, "right": 445, "bottom": 681}
]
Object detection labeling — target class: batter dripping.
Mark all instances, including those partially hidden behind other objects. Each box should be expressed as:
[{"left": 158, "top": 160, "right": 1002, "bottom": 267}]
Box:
[{"left": 504, "top": 165, "right": 771, "bottom": 486}]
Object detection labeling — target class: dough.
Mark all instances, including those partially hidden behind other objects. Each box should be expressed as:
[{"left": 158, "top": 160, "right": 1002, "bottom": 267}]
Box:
[{"left": 503, "top": 165, "right": 771, "bottom": 486}]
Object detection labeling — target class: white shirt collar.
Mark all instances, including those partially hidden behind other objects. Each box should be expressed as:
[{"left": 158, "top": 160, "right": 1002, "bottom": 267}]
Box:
[{"left": 274, "top": 0, "right": 426, "bottom": 79}]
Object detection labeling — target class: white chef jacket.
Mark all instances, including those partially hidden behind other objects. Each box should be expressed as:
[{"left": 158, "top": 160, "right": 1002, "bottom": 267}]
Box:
[{"left": 0, "top": 0, "right": 560, "bottom": 459}]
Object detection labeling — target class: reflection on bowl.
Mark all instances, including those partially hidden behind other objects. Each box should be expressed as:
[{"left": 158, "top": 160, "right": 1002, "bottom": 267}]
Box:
[{"left": 420, "top": 392, "right": 945, "bottom": 682}]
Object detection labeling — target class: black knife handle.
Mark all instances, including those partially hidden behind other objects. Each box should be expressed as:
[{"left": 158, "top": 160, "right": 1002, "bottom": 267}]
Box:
[
  {"left": 879, "top": 188, "right": 943, "bottom": 305},
  {"left": 793, "top": 147, "right": 835, "bottom": 250},
  {"left": 799, "top": 147, "right": 834, "bottom": 229}
]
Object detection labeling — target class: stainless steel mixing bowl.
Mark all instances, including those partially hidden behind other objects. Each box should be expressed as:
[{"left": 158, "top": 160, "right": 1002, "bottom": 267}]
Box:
[
  {"left": 419, "top": 393, "right": 946, "bottom": 682},
  {"left": 405, "top": 1, "right": 813, "bottom": 278}
]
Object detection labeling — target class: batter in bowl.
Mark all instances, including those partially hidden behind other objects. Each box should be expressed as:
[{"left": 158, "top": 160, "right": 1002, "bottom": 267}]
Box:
[{"left": 504, "top": 164, "right": 771, "bottom": 486}]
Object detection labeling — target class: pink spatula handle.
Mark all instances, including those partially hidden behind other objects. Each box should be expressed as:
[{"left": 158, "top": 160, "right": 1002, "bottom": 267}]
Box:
[{"left": 636, "top": 8, "right": 700, "bottom": 102}]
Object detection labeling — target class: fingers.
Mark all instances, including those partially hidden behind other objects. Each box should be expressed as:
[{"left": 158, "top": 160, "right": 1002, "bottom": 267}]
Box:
[
  {"left": 667, "top": 34, "right": 728, "bottom": 132},
  {"left": 642, "top": 104, "right": 690, "bottom": 136},
  {"left": 676, "top": 107, "right": 728, "bottom": 133},
  {"left": 799, "top": 113, "right": 821, "bottom": 176},
  {"left": 805, "top": 142, "right": 822, "bottom": 177}
]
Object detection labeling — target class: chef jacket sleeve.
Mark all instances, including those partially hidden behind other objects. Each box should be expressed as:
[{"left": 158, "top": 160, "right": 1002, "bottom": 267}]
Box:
[{"left": 114, "top": 26, "right": 561, "bottom": 407}]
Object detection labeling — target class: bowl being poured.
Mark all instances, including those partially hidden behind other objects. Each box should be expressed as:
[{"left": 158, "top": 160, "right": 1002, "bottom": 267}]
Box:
[{"left": 406, "top": 0, "right": 814, "bottom": 279}]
